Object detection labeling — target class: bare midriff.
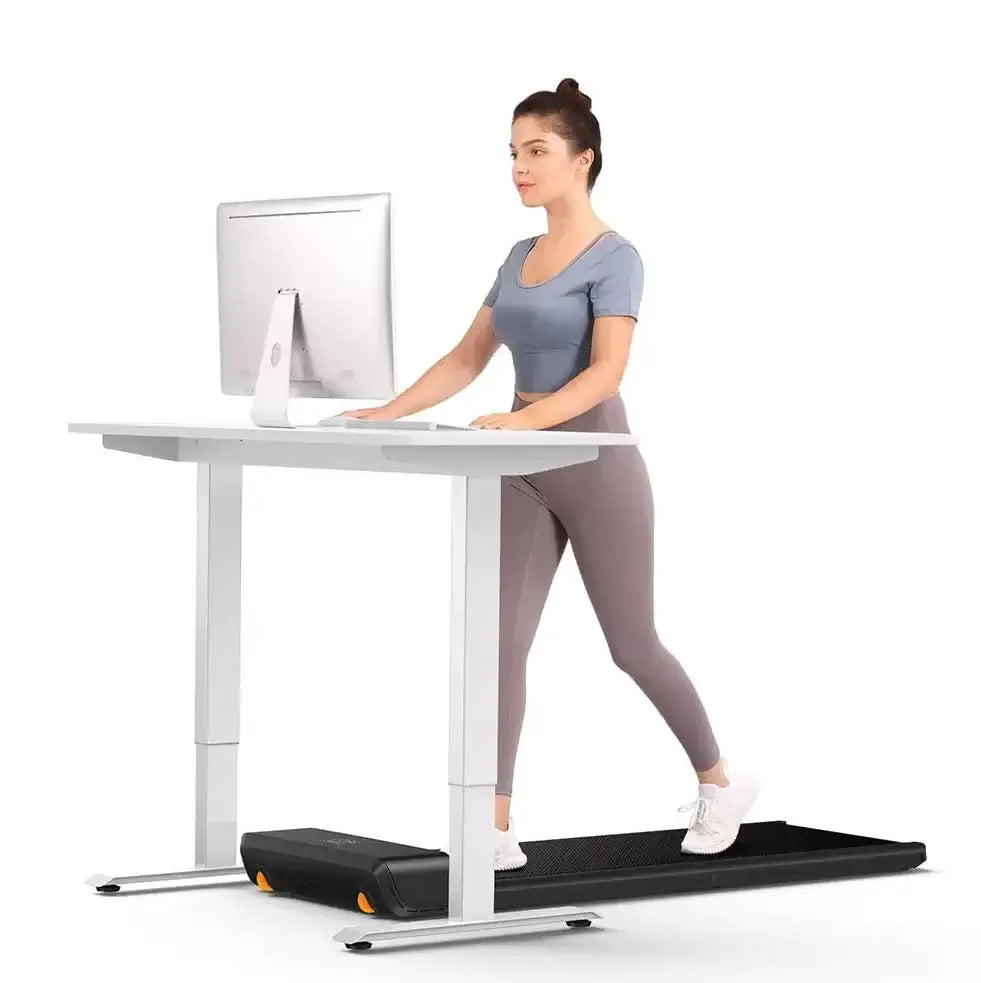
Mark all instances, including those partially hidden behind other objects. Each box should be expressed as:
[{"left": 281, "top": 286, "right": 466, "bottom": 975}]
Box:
[{"left": 516, "top": 389, "right": 620, "bottom": 402}]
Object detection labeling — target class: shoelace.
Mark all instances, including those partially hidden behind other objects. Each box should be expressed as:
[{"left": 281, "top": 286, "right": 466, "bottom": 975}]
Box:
[{"left": 678, "top": 794, "right": 721, "bottom": 835}]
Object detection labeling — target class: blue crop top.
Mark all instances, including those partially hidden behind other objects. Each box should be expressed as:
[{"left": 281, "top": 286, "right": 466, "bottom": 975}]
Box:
[{"left": 482, "top": 230, "right": 644, "bottom": 392}]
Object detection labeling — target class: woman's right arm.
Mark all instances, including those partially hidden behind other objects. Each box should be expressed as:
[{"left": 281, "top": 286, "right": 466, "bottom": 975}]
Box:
[{"left": 367, "top": 305, "right": 502, "bottom": 419}]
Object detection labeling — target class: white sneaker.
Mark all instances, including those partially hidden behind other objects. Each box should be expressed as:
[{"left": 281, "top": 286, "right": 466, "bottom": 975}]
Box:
[
  {"left": 493, "top": 818, "right": 528, "bottom": 871},
  {"left": 678, "top": 758, "right": 760, "bottom": 854}
]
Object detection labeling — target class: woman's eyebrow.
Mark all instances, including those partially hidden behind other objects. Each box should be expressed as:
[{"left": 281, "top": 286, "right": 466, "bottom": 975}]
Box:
[{"left": 509, "top": 139, "right": 548, "bottom": 149}]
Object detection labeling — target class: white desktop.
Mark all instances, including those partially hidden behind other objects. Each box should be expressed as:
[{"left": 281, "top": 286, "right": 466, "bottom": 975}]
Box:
[{"left": 69, "top": 191, "right": 639, "bottom": 951}]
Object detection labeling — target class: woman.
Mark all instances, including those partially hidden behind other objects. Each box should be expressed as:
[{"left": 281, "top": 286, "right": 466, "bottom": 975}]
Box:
[{"left": 343, "top": 78, "right": 760, "bottom": 871}]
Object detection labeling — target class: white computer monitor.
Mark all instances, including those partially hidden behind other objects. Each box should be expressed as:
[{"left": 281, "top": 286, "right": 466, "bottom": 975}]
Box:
[{"left": 216, "top": 191, "right": 397, "bottom": 427}]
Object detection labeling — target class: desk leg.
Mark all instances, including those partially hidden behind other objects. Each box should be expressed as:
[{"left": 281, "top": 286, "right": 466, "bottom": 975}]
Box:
[
  {"left": 87, "top": 462, "right": 248, "bottom": 893},
  {"left": 447, "top": 473, "right": 500, "bottom": 921},
  {"left": 334, "top": 475, "right": 601, "bottom": 949}
]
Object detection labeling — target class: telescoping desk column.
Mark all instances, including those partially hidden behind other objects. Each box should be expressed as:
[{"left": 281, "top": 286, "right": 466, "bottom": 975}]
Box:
[{"left": 68, "top": 420, "right": 637, "bottom": 949}]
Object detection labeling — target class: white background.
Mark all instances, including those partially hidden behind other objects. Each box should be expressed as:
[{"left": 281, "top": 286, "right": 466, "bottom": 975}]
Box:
[{"left": 6, "top": 0, "right": 979, "bottom": 978}]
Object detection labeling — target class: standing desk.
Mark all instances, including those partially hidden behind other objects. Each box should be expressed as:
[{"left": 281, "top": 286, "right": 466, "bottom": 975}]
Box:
[{"left": 68, "top": 420, "right": 638, "bottom": 949}]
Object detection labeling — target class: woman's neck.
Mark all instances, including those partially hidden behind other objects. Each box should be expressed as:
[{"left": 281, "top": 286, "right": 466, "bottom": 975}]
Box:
[{"left": 542, "top": 196, "right": 605, "bottom": 243}]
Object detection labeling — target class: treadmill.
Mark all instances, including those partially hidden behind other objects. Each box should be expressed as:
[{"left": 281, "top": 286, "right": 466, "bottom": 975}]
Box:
[{"left": 239, "top": 818, "right": 926, "bottom": 920}]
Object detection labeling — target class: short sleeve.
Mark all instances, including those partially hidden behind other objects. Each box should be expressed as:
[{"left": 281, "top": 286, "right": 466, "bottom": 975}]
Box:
[
  {"left": 484, "top": 242, "right": 520, "bottom": 308},
  {"left": 483, "top": 264, "right": 503, "bottom": 308},
  {"left": 589, "top": 245, "right": 644, "bottom": 320}
]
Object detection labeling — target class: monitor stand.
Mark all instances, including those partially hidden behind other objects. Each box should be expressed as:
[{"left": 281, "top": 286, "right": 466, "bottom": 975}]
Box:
[{"left": 250, "top": 288, "right": 316, "bottom": 429}]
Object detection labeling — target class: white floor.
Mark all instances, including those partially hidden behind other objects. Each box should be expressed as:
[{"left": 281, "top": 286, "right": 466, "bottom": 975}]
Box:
[{"left": 36, "top": 859, "right": 972, "bottom": 980}]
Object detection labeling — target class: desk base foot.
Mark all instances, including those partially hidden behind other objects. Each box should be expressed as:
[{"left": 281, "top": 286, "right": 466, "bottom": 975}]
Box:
[
  {"left": 86, "top": 865, "right": 248, "bottom": 893},
  {"left": 333, "top": 905, "right": 603, "bottom": 950}
]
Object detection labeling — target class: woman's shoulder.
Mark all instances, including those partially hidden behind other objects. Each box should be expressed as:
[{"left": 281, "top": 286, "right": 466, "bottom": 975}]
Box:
[
  {"left": 600, "top": 233, "right": 643, "bottom": 277},
  {"left": 510, "top": 235, "right": 537, "bottom": 254},
  {"left": 606, "top": 231, "right": 640, "bottom": 256},
  {"left": 492, "top": 237, "right": 534, "bottom": 264}
]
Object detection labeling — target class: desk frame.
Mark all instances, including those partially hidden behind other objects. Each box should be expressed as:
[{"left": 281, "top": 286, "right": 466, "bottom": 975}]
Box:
[{"left": 73, "top": 426, "right": 637, "bottom": 948}]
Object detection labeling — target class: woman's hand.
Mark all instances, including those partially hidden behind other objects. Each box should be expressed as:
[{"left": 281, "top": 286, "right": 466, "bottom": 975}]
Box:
[
  {"left": 469, "top": 410, "right": 541, "bottom": 430},
  {"left": 338, "top": 404, "right": 403, "bottom": 421}
]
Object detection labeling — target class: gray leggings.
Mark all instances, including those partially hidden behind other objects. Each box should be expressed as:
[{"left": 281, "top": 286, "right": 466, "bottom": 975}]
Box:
[{"left": 496, "top": 391, "right": 721, "bottom": 796}]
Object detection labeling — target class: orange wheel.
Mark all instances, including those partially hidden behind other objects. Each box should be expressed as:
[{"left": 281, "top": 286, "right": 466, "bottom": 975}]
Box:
[
  {"left": 256, "top": 871, "right": 274, "bottom": 892},
  {"left": 356, "top": 891, "right": 375, "bottom": 914}
]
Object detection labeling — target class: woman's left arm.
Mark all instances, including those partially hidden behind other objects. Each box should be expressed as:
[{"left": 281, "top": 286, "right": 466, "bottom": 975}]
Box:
[{"left": 516, "top": 318, "right": 635, "bottom": 428}]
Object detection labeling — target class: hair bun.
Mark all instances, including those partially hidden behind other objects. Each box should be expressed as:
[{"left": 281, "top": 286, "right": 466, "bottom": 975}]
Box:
[{"left": 556, "top": 77, "right": 591, "bottom": 111}]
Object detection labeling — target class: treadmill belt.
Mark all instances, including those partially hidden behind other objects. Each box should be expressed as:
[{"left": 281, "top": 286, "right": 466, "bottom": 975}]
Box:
[{"left": 239, "top": 819, "right": 926, "bottom": 920}]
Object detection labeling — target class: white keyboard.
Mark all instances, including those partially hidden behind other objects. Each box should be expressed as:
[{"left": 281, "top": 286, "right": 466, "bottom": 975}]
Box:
[{"left": 314, "top": 415, "right": 479, "bottom": 431}]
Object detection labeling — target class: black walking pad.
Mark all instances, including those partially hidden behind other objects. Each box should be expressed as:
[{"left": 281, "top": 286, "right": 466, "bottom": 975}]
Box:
[{"left": 239, "top": 819, "right": 927, "bottom": 919}]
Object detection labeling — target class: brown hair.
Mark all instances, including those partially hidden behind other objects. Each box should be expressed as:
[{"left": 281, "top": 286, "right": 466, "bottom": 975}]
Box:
[{"left": 512, "top": 78, "right": 603, "bottom": 193}]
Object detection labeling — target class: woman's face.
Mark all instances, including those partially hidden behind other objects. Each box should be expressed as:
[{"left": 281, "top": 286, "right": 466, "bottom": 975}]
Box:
[{"left": 510, "top": 115, "right": 591, "bottom": 206}]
